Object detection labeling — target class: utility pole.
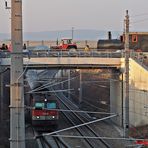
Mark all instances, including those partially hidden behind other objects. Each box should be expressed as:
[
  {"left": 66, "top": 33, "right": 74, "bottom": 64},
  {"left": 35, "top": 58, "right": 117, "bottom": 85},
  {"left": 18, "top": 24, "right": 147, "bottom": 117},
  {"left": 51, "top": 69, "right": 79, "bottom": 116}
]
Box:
[
  {"left": 0, "top": 71, "right": 3, "bottom": 122},
  {"left": 68, "top": 69, "right": 71, "bottom": 99},
  {"left": 124, "top": 10, "right": 130, "bottom": 138},
  {"left": 72, "top": 27, "right": 74, "bottom": 40},
  {"left": 79, "top": 69, "right": 82, "bottom": 104},
  {"left": 10, "top": 0, "right": 25, "bottom": 148}
]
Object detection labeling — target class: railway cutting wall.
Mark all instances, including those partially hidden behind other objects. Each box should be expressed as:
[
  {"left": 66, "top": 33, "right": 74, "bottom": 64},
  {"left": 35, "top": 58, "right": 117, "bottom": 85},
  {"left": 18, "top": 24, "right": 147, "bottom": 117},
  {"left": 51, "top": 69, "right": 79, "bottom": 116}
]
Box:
[{"left": 110, "top": 58, "right": 148, "bottom": 127}]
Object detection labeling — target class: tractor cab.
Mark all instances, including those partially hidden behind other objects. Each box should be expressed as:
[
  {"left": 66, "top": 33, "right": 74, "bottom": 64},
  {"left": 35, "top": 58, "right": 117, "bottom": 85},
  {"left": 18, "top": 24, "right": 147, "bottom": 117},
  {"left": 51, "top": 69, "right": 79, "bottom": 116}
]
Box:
[
  {"left": 61, "top": 38, "right": 72, "bottom": 45},
  {"left": 51, "top": 38, "right": 77, "bottom": 50},
  {"left": 59, "top": 38, "right": 77, "bottom": 50}
]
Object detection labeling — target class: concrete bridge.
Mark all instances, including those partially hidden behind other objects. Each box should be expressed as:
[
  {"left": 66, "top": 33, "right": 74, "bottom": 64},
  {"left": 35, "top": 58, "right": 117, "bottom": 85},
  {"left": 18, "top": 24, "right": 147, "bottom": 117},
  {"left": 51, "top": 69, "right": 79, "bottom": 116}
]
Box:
[
  {"left": 0, "top": 51, "right": 123, "bottom": 68},
  {"left": 0, "top": 57, "right": 122, "bottom": 69}
]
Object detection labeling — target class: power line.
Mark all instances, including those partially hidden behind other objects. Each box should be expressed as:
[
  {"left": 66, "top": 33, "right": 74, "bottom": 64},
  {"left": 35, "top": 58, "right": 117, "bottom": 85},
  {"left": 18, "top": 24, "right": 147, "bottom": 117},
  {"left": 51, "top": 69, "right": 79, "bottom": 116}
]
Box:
[
  {"left": 47, "top": 134, "right": 147, "bottom": 142},
  {"left": 131, "top": 18, "right": 148, "bottom": 24},
  {"left": 40, "top": 114, "right": 117, "bottom": 138},
  {"left": 26, "top": 88, "right": 74, "bottom": 94},
  {"left": 25, "top": 106, "right": 115, "bottom": 115},
  {"left": 131, "top": 12, "right": 148, "bottom": 18},
  {"left": 27, "top": 75, "right": 79, "bottom": 93}
]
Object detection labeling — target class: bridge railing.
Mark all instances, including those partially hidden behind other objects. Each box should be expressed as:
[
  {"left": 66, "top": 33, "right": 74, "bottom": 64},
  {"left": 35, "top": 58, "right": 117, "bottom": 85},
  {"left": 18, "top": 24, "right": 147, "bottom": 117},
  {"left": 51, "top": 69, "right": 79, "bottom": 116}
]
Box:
[
  {"left": 130, "top": 51, "right": 148, "bottom": 69},
  {"left": 0, "top": 50, "right": 123, "bottom": 58}
]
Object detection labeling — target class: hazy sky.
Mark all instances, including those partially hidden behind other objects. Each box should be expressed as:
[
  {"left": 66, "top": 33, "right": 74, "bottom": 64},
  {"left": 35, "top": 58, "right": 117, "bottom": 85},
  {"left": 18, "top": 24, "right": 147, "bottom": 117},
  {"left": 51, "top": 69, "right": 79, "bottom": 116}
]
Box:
[{"left": 0, "top": 0, "right": 148, "bottom": 33}]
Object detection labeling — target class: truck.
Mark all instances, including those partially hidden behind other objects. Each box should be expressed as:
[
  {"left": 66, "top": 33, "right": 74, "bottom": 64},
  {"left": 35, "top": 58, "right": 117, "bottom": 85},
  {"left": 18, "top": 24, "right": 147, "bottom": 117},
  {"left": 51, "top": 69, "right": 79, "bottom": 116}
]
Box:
[{"left": 51, "top": 38, "right": 77, "bottom": 51}]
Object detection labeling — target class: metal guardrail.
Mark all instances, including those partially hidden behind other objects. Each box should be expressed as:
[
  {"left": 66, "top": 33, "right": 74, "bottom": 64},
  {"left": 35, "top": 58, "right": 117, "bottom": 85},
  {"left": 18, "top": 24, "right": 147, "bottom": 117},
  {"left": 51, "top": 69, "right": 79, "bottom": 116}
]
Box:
[
  {"left": 130, "top": 52, "right": 148, "bottom": 69},
  {"left": 0, "top": 50, "right": 123, "bottom": 58}
]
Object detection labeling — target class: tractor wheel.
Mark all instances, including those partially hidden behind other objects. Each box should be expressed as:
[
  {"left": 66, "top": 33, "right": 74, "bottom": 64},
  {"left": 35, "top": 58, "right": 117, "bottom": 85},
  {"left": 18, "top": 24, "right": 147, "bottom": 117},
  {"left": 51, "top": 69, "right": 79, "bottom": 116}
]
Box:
[{"left": 69, "top": 48, "right": 77, "bottom": 52}]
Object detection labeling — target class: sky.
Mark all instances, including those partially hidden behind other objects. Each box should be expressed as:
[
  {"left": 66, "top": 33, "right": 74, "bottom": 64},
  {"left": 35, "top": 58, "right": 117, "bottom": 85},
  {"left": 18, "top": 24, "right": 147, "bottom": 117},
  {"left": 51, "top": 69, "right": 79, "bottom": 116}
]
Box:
[{"left": 0, "top": 0, "right": 148, "bottom": 33}]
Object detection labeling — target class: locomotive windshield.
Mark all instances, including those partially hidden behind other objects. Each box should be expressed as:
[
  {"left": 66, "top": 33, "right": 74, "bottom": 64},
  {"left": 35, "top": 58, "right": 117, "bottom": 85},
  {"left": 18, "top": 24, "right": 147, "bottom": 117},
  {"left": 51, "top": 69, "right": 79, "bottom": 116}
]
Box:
[
  {"left": 35, "top": 103, "right": 44, "bottom": 109},
  {"left": 47, "top": 102, "right": 56, "bottom": 109}
]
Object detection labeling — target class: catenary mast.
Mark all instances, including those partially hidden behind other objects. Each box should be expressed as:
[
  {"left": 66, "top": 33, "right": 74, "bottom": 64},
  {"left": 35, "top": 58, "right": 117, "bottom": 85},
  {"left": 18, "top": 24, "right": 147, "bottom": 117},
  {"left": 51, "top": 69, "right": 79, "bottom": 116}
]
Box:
[
  {"left": 10, "top": 0, "right": 25, "bottom": 148},
  {"left": 124, "top": 10, "right": 130, "bottom": 138}
]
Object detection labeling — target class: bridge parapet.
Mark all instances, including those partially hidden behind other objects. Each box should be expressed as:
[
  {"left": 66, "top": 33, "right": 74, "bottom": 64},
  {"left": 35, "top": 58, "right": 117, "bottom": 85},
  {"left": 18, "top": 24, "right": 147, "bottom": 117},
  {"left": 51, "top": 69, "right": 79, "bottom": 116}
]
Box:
[
  {"left": 0, "top": 50, "right": 123, "bottom": 58},
  {"left": 0, "top": 57, "right": 121, "bottom": 69}
]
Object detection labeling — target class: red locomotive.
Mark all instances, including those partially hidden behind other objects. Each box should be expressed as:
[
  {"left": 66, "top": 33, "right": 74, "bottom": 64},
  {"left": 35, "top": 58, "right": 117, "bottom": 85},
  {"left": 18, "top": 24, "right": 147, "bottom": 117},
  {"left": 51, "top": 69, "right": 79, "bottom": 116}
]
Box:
[{"left": 30, "top": 93, "right": 59, "bottom": 131}]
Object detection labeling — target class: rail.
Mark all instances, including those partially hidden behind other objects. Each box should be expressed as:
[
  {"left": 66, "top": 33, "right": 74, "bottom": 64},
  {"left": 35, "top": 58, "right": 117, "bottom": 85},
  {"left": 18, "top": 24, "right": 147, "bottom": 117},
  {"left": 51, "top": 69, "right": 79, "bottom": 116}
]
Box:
[{"left": 52, "top": 85, "right": 112, "bottom": 148}]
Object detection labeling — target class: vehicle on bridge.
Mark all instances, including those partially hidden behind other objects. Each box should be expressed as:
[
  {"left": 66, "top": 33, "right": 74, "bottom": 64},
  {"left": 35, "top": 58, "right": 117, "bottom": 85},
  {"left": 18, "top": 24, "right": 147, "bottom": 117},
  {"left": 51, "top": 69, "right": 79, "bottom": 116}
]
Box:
[
  {"left": 51, "top": 38, "right": 77, "bottom": 51},
  {"left": 97, "top": 39, "right": 123, "bottom": 51},
  {"left": 120, "top": 32, "right": 148, "bottom": 52},
  {"left": 97, "top": 31, "right": 148, "bottom": 52},
  {"left": 97, "top": 31, "right": 124, "bottom": 51}
]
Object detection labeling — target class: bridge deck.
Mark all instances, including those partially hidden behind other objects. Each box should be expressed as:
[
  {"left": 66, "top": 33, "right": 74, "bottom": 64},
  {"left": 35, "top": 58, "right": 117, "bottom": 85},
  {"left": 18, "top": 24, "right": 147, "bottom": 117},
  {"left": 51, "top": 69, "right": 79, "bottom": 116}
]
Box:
[{"left": 0, "top": 57, "right": 121, "bottom": 68}]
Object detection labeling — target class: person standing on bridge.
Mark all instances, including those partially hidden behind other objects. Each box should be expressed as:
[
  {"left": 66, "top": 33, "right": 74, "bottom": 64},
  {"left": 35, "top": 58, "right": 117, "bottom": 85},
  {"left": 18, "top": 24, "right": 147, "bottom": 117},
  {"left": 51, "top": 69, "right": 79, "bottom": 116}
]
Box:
[
  {"left": 23, "top": 43, "right": 27, "bottom": 49},
  {"left": 84, "top": 45, "right": 90, "bottom": 51}
]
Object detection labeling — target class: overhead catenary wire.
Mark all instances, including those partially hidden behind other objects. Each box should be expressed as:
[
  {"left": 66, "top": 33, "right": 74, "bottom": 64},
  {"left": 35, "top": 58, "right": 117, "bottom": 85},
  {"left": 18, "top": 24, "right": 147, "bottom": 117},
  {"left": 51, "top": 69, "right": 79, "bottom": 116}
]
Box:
[
  {"left": 25, "top": 134, "right": 148, "bottom": 144},
  {"left": 131, "top": 12, "right": 148, "bottom": 18},
  {"left": 45, "top": 134, "right": 148, "bottom": 142},
  {"left": 26, "top": 88, "right": 74, "bottom": 94},
  {"left": 69, "top": 87, "right": 148, "bottom": 117},
  {"left": 25, "top": 106, "right": 115, "bottom": 115},
  {"left": 127, "top": 12, "right": 148, "bottom": 28},
  {"left": 27, "top": 75, "right": 79, "bottom": 93},
  {"left": 131, "top": 18, "right": 148, "bottom": 24},
  {"left": 17, "top": 58, "right": 30, "bottom": 81},
  {"left": 38, "top": 114, "right": 117, "bottom": 138},
  {"left": 27, "top": 68, "right": 147, "bottom": 139},
  {"left": 0, "top": 67, "right": 9, "bottom": 74}
]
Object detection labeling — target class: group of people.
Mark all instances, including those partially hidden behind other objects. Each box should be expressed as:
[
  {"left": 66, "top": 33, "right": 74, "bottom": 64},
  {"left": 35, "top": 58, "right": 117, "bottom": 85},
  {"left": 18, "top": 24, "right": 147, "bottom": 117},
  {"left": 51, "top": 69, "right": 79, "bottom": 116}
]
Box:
[
  {"left": 0, "top": 43, "right": 8, "bottom": 50},
  {"left": 0, "top": 43, "right": 27, "bottom": 51}
]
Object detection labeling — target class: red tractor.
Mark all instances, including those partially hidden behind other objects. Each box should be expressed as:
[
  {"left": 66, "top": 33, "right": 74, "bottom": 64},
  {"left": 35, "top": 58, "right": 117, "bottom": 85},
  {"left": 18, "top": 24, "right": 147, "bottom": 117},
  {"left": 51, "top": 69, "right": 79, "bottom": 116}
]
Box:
[{"left": 51, "top": 38, "right": 77, "bottom": 51}]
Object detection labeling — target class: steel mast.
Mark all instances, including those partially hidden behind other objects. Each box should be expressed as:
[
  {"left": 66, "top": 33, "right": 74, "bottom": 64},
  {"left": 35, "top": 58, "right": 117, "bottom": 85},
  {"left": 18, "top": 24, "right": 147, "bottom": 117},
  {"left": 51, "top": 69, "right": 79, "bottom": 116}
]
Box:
[{"left": 10, "top": 0, "right": 25, "bottom": 148}]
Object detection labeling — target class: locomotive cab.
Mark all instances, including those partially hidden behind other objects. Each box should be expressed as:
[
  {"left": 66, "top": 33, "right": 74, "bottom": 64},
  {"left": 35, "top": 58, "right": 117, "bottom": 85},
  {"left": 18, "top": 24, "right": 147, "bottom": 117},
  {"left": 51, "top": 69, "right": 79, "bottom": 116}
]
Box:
[{"left": 31, "top": 94, "right": 59, "bottom": 131}]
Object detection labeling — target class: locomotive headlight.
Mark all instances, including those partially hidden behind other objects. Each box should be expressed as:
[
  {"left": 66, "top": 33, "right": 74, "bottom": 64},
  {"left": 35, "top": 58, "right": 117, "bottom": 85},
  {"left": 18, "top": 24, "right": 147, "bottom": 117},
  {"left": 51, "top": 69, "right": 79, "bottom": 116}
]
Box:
[
  {"left": 37, "top": 116, "right": 40, "bottom": 119},
  {"left": 52, "top": 116, "right": 55, "bottom": 119}
]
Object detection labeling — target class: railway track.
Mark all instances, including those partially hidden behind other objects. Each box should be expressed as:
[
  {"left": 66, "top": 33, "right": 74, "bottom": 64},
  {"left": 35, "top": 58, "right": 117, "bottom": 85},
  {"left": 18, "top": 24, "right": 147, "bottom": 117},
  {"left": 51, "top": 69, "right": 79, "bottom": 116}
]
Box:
[
  {"left": 36, "top": 132, "right": 70, "bottom": 148},
  {"left": 52, "top": 86, "right": 112, "bottom": 148},
  {"left": 26, "top": 69, "right": 115, "bottom": 147},
  {"left": 26, "top": 125, "right": 70, "bottom": 148}
]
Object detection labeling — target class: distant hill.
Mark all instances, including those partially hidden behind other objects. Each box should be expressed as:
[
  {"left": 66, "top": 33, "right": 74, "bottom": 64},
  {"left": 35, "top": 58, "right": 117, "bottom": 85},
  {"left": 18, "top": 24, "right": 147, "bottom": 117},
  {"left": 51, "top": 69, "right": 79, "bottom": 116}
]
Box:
[{"left": 0, "top": 29, "right": 122, "bottom": 41}]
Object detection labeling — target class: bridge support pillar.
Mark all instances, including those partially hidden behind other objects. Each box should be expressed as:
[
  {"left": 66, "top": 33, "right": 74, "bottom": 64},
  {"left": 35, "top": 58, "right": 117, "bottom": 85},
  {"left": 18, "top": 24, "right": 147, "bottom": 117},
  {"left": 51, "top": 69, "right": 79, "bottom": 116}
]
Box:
[
  {"left": 0, "top": 67, "right": 4, "bottom": 122},
  {"left": 110, "top": 75, "right": 123, "bottom": 127}
]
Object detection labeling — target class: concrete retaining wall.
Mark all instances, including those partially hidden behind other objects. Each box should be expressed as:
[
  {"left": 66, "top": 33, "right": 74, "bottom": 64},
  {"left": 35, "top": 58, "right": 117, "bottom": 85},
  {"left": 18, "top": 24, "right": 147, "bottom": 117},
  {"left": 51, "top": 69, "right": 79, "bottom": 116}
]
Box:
[
  {"left": 110, "top": 58, "right": 148, "bottom": 127},
  {"left": 128, "top": 59, "right": 148, "bottom": 127}
]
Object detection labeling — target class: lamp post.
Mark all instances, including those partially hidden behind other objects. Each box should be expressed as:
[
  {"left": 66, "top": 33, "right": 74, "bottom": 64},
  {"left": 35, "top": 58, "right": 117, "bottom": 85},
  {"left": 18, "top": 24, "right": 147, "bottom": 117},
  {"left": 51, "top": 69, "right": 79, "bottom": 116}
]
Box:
[
  {"left": 79, "top": 69, "right": 82, "bottom": 104},
  {"left": 72, "top": 27, "right": 74, "bottom": 40},
  {"left": 76, "top": 69, "right": 82, "bottom": 104},
  {"left": 68, "top": 69, "right": 71, "bottom": 99}
]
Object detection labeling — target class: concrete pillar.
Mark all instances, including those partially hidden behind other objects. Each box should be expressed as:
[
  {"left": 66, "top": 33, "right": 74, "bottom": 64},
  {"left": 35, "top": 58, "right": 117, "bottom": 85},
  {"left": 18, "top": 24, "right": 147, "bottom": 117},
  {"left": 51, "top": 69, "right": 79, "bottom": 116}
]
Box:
[
  {"left": 79, "top": 69, "right": 82, "bottom": 104},
  {"left": 41, "top": 40, "right": 44, "bottom": 46},
  {"left": 0, "top": 68, "right": 4, "bottom": 122},
  {"left": 68, "top": 69, "right": 70, "bottom": 99},
  {"left": 26, "top": 41, "right": 29, "bottom": 47},
  {"left": 61, "top": 70, "right": 64, "bottom": 90},
  {"left": 110, "top": 77, "right": 123, "bottom": 127}
]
